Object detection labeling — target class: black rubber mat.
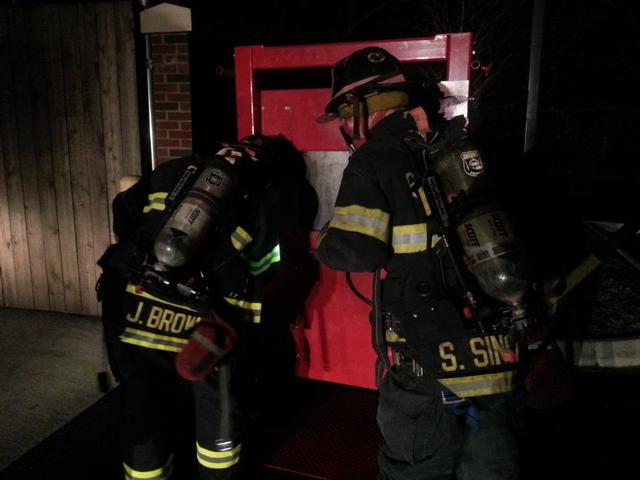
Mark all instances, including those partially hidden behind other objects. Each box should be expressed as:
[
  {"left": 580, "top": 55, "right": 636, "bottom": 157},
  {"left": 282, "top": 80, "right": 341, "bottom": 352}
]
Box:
[
  {"left": 257, "top": 380, "right": 380, "bottom": 480},
  {"left": 0, "top": 378, "right": 380, "bottom": 480},
  {"left": 2, "top": 371, "right": 639, "bottom": 480}
]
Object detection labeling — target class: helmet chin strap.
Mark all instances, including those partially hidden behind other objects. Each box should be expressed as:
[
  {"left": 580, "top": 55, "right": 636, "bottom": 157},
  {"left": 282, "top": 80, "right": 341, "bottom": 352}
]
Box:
[
  {"left": 340, "top": 106, "right": 400, "bottom": 153},
  {"left": 340, "top": 92, "right": 366, "bottom": 153},
  {"left": 351, "top": 94, "right": 362, "bottom": 140},
  {"left": 339, "top": 125, "right": 357, "bottom": 154}
]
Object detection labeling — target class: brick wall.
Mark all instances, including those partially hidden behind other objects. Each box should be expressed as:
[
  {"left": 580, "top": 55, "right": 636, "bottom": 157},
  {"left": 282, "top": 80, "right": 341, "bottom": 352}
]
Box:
[{"left": 151, "top": 33, "right": 192, "bottom": 165}]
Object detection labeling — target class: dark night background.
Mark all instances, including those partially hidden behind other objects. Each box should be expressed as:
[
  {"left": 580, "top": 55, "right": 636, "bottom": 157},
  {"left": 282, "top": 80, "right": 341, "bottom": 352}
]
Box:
[{"left": 184, "top": 0, "right": 639, "bottom": 222}]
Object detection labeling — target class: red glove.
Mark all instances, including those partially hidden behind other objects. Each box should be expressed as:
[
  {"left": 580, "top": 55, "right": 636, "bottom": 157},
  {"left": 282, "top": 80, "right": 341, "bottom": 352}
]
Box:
[
  {"left": 175, "top": 313, "right": 238, "bottom": 381},
  {"left": 523, "top": 329, "right": 574, "bottom": 410}
]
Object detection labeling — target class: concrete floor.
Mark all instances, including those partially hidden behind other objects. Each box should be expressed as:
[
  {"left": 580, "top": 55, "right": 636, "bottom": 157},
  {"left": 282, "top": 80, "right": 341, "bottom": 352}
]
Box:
[{"left": 0, "top": 307, "right": 111, "bottom": 470}]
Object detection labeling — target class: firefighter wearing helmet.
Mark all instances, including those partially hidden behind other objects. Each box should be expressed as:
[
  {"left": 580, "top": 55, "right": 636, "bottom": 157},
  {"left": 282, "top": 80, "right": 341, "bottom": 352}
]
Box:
[
  {"left": 317, "top": 46, "right": 525, "bottom": 479},
  {"left": 97, "top": 137, "right": 285, "bottom": 480}
]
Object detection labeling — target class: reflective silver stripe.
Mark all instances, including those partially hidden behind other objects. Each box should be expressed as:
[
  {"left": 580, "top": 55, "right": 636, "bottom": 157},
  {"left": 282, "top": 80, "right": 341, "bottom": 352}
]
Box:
[
  {"left": 191, "top": 331, "right": 225, "bottom": 356},
  {"left": 123, "top": 453, "right": 173, "bottom": 480},
  {"left": 329, "top": 205, "right": 390, "bottom": 243},
  {"left": 438, "top": 371, "right": 515, "bottom": 397},
  {"left": 223, "top": 297, "right": 261, "bottom": 324},
  {"left": 119, "top": 327, "right": 188, "bottom": 353},
  {"left": 196, "top": 442, "right": 241, "bottom": 469},
  {"left": 392, "top": 223, "right": 428, "bottom": 253},
  {"left": 143, "top": 192, "right": 168, "bottom": 213},
  {"left": 246, "top": 244, "right": 280, "bottom": 275},
  {"left": 230, "top": 226, "right": 253, "bottom": 251}
]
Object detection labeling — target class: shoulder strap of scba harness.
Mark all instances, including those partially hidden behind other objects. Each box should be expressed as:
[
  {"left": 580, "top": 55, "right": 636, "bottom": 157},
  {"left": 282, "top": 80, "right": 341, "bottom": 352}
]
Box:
[
  {"left": 370, "top": 269, "right": 391, "bottom": 388},
  {"left": 401, "top": 126, "right": 482, "bottom": 329},
  {"left": 368, "top": 115, "right": 459, "bottom": 388},
  {"left": 154, "top": 154, "right": 207, "bottom": 237}
]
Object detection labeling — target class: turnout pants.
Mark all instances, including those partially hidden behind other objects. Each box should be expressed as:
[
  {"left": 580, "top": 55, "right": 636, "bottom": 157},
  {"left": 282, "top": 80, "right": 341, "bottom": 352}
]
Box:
[
  {"left": 377, "top": 364, "right": 520, "bottom": 480},
  {"left": 115, "top": 343, "right": 244, "bottom": 480}
]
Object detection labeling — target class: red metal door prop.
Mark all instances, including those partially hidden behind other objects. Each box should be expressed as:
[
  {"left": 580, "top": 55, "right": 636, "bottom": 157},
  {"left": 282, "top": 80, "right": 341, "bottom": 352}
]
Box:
[{"left": 234, "top": 34, "right": 472, "bottom": 389}]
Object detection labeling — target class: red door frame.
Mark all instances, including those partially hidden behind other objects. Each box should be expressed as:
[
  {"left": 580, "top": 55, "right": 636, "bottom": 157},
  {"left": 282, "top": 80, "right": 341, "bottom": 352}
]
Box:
[{"left": 234, "top": 34, "right": 472, "bottom": 389}]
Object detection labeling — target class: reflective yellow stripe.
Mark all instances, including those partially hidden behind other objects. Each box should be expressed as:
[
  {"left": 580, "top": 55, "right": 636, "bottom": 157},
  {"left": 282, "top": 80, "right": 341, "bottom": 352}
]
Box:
[
  {"left": 392, "top": 223, "right": 428, "bottom": 254},
  {"left": 223, "top": 297, "right": 261, "bottom": 324},
  {"left": 230, "top": 226, "right": 253, "bottom": 251},
  {"left": 123, "top": 453, "right": 173, "bottom": 480},
  {"left": 120, "top": 327, "right": 189, "bottom": 352},
  {"left": 438, "top": 371, "right": 515, "bottom": 397},
  {"left": 196, "top": 442, "right": 241, "bottom": 470},
  {"left": 417, "top": 186, "right": 432, "bottom": 216},
  {"left": 125, "top": 283, "right": 200, "bottom": 312},
  {"left": 317, "top": 229, "right": 327, "bottom": 245},
  {"left": 143, "top": 192, "right": 168, "bottom": 213},
  {"left": 546, "top": 254, "right": 601, "bottom": 313},
  {"left": 329, "top": 205, "right": 390, "bottom": 242},
  {"left": 246, "top": 244, "right": 280, "bottom": 275}
]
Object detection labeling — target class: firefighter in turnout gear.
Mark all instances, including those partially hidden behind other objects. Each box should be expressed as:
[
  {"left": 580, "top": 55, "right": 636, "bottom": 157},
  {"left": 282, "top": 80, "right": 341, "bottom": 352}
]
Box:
[
  {"left": 97, "top": 137, "right": 282, "bottom": 480},
  {"left": 317, "top": 47, "right": 524, "bottom": 479}
]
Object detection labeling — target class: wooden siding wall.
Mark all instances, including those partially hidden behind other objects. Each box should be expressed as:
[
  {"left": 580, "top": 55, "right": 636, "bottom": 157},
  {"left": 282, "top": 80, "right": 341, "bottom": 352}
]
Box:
[{"left": 0, "top": 2, "right": 141, "bottom": 316}]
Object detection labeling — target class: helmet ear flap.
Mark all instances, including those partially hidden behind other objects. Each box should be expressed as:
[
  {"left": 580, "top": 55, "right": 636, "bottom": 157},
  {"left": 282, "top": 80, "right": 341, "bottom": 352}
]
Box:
[{"left": 339, "top": 91, "right": 410, "bottom": 120}]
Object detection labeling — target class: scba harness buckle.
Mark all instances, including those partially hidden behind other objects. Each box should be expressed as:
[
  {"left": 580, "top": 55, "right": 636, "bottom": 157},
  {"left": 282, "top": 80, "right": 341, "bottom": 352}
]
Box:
[
  {"left": 137, "top": 265, "right": 209, "bottom": 308},
  {"left": 391, "top": 349, "right": 425, "bottom": 377}
]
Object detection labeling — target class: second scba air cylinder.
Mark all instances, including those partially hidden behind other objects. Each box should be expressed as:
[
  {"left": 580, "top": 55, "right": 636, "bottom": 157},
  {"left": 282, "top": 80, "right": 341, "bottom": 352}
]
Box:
[
  {"left": 153, "top": 161, "right": 238, "bottom": 269},
  {"left": 431, "top": 138, "right": 530, "bottom": 309}
]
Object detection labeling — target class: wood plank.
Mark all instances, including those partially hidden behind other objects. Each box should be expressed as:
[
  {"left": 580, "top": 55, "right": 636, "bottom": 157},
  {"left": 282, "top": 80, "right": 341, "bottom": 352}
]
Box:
[
  {"left": 11, "top": 6, "right": 51, "bottom": 311},
  {"left": 0, "top": 133, "right": 7, "bottom": 305},
  {"left": 96, "top": 2, "right": 125, "bottom": 244},
  {"left": 115, "top": 1, "right": 142, "bottom": 178},
  {"left": 31, "top": 6, "right": 67, "bottom": 312},
  {"left": 0, "top": 8, "right": 19, "bottom": 307},
  {"left": 79, "top": 3, "right": 111, "bottom": 316},
  {"left": 60, "top": 5, "right": 98, "bottom": 315},
  {"left": 2, "top": 6, "right": 35, "bottom": 309},
  {"left": 45, "top": 4, "right": 82, "bottom": 314}
]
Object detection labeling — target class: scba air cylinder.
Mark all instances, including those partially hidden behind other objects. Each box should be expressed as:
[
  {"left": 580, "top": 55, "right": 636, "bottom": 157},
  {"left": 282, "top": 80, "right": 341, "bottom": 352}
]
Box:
[
  {"left": 153, "top": 164, "right": 237, "bottom": 268},
  {"left": 432, "top": 138, "right": 530, "bottom": 307}
]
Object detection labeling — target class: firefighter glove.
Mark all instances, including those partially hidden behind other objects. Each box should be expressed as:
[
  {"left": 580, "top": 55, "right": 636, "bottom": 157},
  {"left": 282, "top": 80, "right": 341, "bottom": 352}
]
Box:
[{"left": 175, "top": 313, "right": 238, "bottom": 382}]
